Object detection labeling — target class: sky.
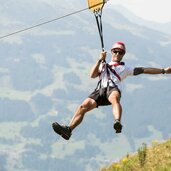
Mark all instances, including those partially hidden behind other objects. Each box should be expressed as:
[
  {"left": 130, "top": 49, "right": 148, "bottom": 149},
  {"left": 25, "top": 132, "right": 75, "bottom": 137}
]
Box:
[{"left": 109, "top": 0, "right": 171, "bottom": 23}]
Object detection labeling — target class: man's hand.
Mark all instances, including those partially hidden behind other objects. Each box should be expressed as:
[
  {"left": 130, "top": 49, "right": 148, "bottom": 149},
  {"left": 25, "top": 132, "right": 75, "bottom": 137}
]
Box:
[{"left": 99, "top": 51, "right": 107, "bottom": 61}]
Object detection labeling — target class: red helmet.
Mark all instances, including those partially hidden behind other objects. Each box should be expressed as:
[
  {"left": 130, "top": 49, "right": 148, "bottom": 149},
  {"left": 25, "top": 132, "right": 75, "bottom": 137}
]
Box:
[{"left": 111, "top": 42, "right": 126, "bottom": 53}]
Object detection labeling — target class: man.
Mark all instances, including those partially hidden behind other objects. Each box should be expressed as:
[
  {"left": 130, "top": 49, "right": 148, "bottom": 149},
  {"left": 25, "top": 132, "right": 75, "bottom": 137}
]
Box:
[{"left": 52, "top": 42, "right": 171, "bottom": 140}]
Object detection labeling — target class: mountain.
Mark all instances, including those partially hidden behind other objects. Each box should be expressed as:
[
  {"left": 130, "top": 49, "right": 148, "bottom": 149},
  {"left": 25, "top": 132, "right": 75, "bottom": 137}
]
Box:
[
  {"left": 100, "top": 138, "right": 171, "bottom": 171},
  {"left": 0, "top": 1, "right": 171, "bottom": 171}
]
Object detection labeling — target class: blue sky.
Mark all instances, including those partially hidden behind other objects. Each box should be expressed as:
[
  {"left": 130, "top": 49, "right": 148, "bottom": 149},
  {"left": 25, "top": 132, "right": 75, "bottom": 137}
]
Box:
[{"left": 109, "top": 0, "right": 171, "bottom": 23}]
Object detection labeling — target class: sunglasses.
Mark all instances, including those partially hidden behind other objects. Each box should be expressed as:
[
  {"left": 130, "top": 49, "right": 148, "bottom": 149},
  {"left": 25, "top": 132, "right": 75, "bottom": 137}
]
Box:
[{"left": 112, "top": 50, "right": 124, "bottom": 55}]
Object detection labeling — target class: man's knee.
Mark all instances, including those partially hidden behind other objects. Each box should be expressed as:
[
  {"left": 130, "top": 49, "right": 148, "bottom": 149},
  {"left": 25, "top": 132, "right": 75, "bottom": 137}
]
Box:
[
  {"left": 111, "top": 97, "right": 120, "bottom": 105},
  {"left": 79, "top": 104, "right": 88, "bottom": 112},
  {"left": 108, "top": 91, "right": 121, "bottom": 103},
  {"left": 80, "top": 98, "right": 96, "bottom": 112}
]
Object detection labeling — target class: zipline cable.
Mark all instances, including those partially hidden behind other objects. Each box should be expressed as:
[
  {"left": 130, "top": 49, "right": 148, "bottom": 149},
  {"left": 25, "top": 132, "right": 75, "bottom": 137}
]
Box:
[{"left": 0, "top": 1, "right": 106, "bottom": 40}]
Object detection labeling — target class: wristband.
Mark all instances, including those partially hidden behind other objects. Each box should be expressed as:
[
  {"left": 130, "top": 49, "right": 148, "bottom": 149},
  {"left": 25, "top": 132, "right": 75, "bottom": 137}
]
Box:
[{"left": 161, "top": 68, "right": 166, "bottom": 74}]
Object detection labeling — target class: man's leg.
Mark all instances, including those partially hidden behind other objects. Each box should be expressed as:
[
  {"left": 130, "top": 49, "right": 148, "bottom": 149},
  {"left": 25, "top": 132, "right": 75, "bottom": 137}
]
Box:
[
  {"left": 52, "top": 98, "right": 97, "bottom": 140},
  {"left": 108, "top": 90, "right": 122, "bottom": 133},
  {"left": 108, "top": 90, "right": 122, "bottom": 121},
  {"left": 69, "top": 98, "right": 97, "bottom": 130}
]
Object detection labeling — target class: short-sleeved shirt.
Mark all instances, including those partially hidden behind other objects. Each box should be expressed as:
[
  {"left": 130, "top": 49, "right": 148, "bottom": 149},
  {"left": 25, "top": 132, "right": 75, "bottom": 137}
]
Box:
[{"left": 99, "top": 61, "right": 134, "bottom": 92}]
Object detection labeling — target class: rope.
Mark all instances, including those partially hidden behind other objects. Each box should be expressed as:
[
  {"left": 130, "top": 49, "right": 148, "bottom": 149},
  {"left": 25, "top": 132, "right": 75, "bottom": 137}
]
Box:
[
  {"left": 94, "top": 10, "right": 104, "bottom": 51},
  {"left": 93, "top": 1, "right": 106, "bottom": 52}
]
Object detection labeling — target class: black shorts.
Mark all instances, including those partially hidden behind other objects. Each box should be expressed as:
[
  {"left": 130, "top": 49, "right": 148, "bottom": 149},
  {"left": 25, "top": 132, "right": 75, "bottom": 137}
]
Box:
[{"left": 88, "top": 86, "right": 121, "bottom": 107}]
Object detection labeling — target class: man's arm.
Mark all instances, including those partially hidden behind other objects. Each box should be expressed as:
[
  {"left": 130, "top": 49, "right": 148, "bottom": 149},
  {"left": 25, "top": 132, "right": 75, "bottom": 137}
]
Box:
[
  {"left": 134, "top": 67, "right": 171, "bottom": 75},
  {"left": 90, "top": 51, "right": 107, "bottom": 78}
]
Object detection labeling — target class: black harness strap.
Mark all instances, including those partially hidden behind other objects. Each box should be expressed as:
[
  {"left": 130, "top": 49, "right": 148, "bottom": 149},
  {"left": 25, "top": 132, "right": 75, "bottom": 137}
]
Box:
[
  {"left": 94, "top": 8, "right": 104, "bottom": 52},
  {"left": 107, "top": 62, "right": 125, "bottom": 81},
  {"left": 95, "top": 63, "right": 106, "bottom": 90},
  {"left": 107, "top": 64, "right": 121, "bottom": 81},
  {"left": 94, "top": 10, "right": 104, "bottom": 51},
  {"left": 106, "top": 65, "right": 119, "bottom": 89},
  {"left": 95, "top": 62, "right": 125, "bottom": 90}
]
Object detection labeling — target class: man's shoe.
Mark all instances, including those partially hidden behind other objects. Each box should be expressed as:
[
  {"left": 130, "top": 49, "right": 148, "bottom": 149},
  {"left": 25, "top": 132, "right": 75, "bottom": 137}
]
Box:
[
  {"left": 52, "top": 122, "right": 72, "bottom": 140},
  {"left": 113, "top": 120, "right": 122, "bottom": 133}
]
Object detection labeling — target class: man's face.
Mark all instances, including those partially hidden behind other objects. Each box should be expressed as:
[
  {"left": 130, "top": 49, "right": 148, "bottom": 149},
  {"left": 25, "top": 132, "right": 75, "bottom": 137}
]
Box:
[{"left": 111, "top": 48, "right": 125, "bottom": 62}]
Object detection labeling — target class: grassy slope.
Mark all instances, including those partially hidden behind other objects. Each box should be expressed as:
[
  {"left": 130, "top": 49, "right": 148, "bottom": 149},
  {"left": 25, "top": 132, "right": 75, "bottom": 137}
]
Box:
[{"left": 100, "top": 139, "right": 171, "bottom": 171}]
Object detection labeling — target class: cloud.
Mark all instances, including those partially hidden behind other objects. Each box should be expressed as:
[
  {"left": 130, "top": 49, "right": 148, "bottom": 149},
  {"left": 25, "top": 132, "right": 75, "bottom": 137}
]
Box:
[
  {"left": 145, "top": 75, "right": 168, "bottom": 81},
  {"left": 0, "top": 16, "right": 23, "bottom": 44},
  {"left": 1, "top": 36, "right": 23, "bottom": 45},
  {"left": 0, "top": 16, "right": 11, "bottom": 27},
  {"left": 32, "top": 53, "right": 46, "bottom": 65},
  {"left": 126, "top": 53, "right": 138, "bottom": 61},
  {"left": 109, "top": 0, "right": 171, "bottom": 23},
  {"left": 125, "top": 83, "right": 143, "bottom": 93},
  {"left": 31, "top": 29, "right": 75, "bottom": 37}
]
